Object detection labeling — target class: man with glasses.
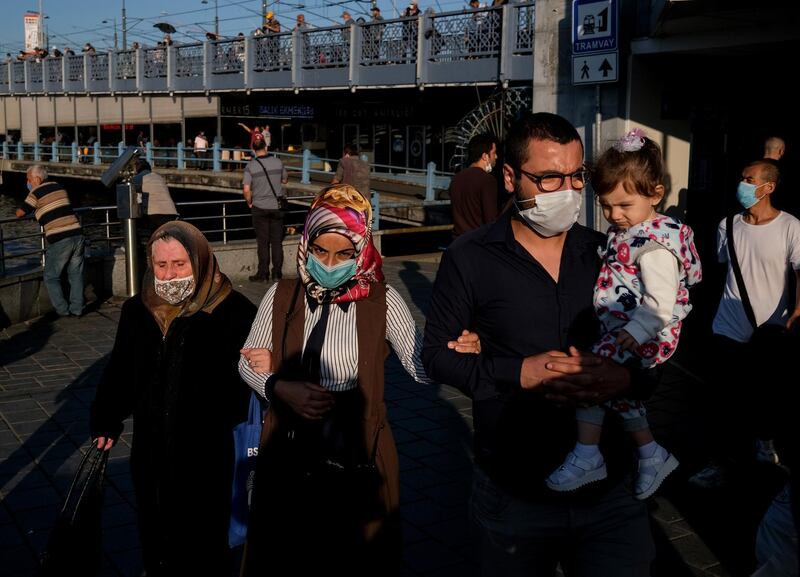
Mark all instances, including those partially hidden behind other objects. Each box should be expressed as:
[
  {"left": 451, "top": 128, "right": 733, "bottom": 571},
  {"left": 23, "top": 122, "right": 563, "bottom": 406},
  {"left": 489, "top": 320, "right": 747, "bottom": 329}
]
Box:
[{"left": 423, "top": 112, "right": 655, "bottom": 576}]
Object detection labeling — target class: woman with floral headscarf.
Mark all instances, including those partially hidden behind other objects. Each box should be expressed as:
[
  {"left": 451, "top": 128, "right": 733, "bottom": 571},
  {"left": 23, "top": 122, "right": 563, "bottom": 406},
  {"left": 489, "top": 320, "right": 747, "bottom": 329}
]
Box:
[
  {"left": 90, "top": 221, "right": 256, "bottom": 576},
  {"left": 238, "top": 184, "right": 451, "bottom": 574}
]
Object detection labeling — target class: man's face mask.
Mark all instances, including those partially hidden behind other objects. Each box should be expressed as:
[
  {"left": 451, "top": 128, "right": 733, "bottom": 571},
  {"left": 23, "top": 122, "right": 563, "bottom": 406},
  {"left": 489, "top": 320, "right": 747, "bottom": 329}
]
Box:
[
  {"left": 736, "top": 181, "right": 769, "bottom": 209},
  {"left": 514, "top": 183, "right": 583, "bottom": 238}
]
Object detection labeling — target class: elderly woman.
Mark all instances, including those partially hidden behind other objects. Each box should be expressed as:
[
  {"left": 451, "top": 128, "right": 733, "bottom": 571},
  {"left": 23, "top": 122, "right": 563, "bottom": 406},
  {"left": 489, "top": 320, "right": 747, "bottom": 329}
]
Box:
[
  {"left": 90, "top": 221, "right": 256, "bottom": 576},
  {"left": 238, "top": 184, "right": 470, "bottom": 575}
]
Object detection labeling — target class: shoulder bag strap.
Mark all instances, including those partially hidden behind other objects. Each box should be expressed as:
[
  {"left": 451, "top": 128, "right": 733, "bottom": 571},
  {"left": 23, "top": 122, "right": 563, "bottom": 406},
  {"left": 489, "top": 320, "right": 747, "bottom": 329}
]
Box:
[
  {"left": 726, "top": 214, "right": 758, "bottom": 328},
  {"left": 253, "top": 155, "right": 281, "bottom": 201}
]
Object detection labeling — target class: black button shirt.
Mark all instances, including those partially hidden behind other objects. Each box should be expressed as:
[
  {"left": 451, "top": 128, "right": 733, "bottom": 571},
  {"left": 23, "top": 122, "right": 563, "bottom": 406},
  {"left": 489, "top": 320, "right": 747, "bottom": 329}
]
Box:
[{"left": 424, "top": 211, "right": 646, "bottom": 499}]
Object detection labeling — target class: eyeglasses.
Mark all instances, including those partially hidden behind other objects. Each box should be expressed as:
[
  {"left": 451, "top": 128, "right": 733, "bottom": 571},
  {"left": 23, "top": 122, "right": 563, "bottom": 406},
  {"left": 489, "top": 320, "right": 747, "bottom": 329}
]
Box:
[{"left": 517, "top": 167, "right": 589, "bottom": 193}]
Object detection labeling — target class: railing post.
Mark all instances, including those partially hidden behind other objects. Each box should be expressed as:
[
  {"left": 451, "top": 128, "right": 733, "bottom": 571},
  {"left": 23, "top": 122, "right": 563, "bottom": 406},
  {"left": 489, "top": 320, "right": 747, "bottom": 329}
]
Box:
[
  {"left": 301, "top": 148, "right": 311, "bottom": 184},
  {"left": 167, "top": 44, "right": 176, "bottom": 91},
  {"left": 51, "top": 141, "right": 58, "bottom": 163},
  {"left": 109, "top": 50, "right": 117, "bottom": 92},
  {"left": 135, "top": 46, "right": 144, "bottom": 92},
  {"left": 34, "top": 141, "right": 41, "bottom": 161},
  {"left": 499, "top": 4, "right": 514, "bottom": 83},
  {"left": 177, "top": 142, "right": 185, "bottom": 170},
  {"left": 371, "top": 191, "right": 380, "bottom": 230},
  {"left": 222, "top": 202, "right": 228, "bottom": 244},
  {"left": 2, "top": 141, "right": 8, "bottom": 160},
  {"left": 291, "top": 28, "right": 302, "bottom": 90},
  {"left": 93, "top": 142, "right": 101, "bottom": 165},
  {"left": 416, "top": 12, "right": 431, "bottom": 87},
  {"left": 16, "top": 142, "right": 23, "bottom": 160},
  {"left": 244, "top": 36, "right": 254, "bottom": 89},
  {"left": 145, "top": 142, "right": 153, "bottom": 164},
  {"left": 348, "top": 21, "right": 360, "bottom": 88},
  {"left": 0, "top": 226, "right": 5, "bottom": 276},
  {"left": 203, "top": 41, "right": 213, "bottom": 89},
  {"left": 426, "top": 161, "right": 436, "bottom": 201},
  {"left": 213, "top": 141, "right": 221, "bottom": 172},
  {"left": 71, "top": 141, "right": 78, "bottom": 163},
  {"left": 118, "top": 141, "right": 125, "bottom": 156}
]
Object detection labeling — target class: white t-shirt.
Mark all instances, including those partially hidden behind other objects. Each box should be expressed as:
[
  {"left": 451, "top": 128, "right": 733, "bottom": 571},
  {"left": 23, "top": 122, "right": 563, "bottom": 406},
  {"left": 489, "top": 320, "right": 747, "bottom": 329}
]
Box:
[{"left": 712, "top": 211, "right": 800, "bottom": 343}]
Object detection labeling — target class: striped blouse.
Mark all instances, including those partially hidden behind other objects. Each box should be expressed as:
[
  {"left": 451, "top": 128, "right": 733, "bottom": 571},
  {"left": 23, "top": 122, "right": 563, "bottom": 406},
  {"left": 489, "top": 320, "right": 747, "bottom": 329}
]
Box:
[{"left": 238, "top": 283, "right": 431, "bottom": 398}]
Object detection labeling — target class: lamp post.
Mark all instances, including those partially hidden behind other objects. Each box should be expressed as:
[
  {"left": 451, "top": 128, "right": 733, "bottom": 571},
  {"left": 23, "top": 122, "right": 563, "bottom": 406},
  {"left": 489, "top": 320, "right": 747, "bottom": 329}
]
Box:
[
  {"left": 122, "top": 0, "right": 127, "bottom": 49},
  {"left": 262, "top": 0, "right": 268, "bottom": 26},
  {"left": 103, "top": 19, "right": 119, "bottom": 50},
  {"left": 201, "top": 0, "right": 219, "bottom": 37}
]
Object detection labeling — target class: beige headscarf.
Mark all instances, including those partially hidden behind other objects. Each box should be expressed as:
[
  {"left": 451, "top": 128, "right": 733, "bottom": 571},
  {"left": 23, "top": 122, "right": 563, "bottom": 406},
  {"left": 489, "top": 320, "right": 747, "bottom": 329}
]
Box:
[{"left": 141, "top": 220, "right": 232, "bottom": 335}]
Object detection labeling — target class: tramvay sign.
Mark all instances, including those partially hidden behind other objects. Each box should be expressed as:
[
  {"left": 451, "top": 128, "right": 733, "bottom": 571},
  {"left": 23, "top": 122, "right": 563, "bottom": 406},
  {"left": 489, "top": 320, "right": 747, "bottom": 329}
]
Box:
[{"left": 572, "top": 0, "right": 618, "bottom": 55}]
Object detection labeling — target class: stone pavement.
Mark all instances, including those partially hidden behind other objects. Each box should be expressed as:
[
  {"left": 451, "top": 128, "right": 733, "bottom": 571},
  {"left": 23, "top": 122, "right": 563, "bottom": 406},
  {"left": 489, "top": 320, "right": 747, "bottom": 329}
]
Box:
[{"left": 0, "top": 257, "right": 789, "bottom": 577}]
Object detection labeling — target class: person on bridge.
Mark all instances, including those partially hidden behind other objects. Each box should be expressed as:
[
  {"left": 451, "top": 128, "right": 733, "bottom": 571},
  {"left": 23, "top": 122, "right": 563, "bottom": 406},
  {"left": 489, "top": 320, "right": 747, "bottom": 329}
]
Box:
[
  {"left": 331, "top": 143, "right": 371, "bottom": 198},
  {"left": 90, "top": 220, "right": 256, "bottom": 576},
  {"left": 243, "top": 136, "right": 288, "bottom": 282},
  {"left": 16, "top": 165, "right": 85, "bottom": 318},
  {"left": 424, "top": 112, "right": 660, "bottom": 576},
  {"left": 448, "top": 132, "right": 499, "bottom": 238}
]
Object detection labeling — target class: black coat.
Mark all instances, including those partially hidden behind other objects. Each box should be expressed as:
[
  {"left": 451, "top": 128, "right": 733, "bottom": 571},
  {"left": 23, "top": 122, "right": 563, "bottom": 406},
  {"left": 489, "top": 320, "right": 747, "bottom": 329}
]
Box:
[{"left": 90, "top": 291, "right": 256, "bottom": 575}]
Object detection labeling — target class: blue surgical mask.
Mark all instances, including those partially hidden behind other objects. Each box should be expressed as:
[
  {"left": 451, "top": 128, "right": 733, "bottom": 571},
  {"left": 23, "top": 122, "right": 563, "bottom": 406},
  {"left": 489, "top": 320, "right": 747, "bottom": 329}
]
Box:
[
  {"left": 736, "top": 181, "right": 767, "bottom": 209},
  {"left": 26, "top": 182, "right": 32, "bottom": 191},
  {"left": 306, "top": 253, "right": 357, "bottom": 288}
]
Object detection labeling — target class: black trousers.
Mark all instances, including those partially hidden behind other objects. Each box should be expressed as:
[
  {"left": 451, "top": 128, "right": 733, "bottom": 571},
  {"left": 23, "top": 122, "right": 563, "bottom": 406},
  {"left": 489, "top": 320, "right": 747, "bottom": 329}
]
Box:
[{"left": 251, "top": 208, "right": 284, "bottom": 278}]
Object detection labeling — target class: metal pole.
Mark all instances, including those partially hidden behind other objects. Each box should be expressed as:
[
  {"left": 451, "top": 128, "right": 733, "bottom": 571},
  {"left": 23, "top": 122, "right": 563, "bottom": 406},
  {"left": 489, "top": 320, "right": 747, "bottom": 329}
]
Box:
[
  {"left": 593, "top": 84, "right": 602, "bottom": 231},
  {"left": 215, "top": 0, "right": 219, "bottom": 37},
  {"left": 121, "top": 181, "right": 140, "bottom": 296},
  {"left": 122, "top": 0, "right": 127, "bottom": 50},
  {"left": 262, "top": 0, "right": 267, "bottom": 26}
]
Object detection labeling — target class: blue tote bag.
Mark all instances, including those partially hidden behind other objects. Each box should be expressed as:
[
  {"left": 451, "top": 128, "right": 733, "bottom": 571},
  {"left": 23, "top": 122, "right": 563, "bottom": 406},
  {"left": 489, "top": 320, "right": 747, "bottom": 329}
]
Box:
[{"left": 229, "top": 390, "right": 265, "bottom": 548}]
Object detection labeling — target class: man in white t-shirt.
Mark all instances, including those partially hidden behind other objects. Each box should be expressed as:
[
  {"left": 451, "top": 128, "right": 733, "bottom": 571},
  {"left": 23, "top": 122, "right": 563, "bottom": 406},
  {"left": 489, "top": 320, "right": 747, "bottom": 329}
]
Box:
[
  {"left": 690, "top": 160, "right": 800, "bottom": 489},
  {"left": 194, "top": 131, "right": 209, "bottom": 169}
]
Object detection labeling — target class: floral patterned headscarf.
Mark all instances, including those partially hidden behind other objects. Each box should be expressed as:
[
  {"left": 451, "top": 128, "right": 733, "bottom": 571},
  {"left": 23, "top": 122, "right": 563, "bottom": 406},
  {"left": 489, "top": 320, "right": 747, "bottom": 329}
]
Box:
[
  {"left": 141, "top": 220, "right": 232, "bottom": 335},
  {"left": 297, "top": 184, "right": 384, "bottom": 304}
]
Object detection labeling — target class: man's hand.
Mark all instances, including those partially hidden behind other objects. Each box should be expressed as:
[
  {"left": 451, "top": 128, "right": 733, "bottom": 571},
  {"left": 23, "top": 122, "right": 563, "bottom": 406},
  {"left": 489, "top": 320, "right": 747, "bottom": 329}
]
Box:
[
  {"left": 274, "top": 380, "right": 335, "bottom": 420},
  {"left": 539, "top": 346, "right": 630, "bottom": 406},
  {"left": 447, "top": 329, "right": 481, "bottom": 354},
  {"left": 15, "top": 208, "right": 27, "bottom": 218},
  {"left": 520, "top": 350, "right": 578, "bottom": 390}
]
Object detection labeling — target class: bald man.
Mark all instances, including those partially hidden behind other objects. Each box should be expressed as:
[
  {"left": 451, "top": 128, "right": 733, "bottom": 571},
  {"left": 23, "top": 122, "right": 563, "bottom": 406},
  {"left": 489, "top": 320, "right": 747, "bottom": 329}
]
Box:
[{"left": 764, "top": 137, "right": 786, "bottom": 161}]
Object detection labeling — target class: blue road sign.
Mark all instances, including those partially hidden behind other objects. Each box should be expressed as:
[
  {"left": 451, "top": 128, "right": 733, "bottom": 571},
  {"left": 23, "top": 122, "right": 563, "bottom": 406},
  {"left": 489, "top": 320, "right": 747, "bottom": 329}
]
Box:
[{"left": 572, "top": 0, "right": 618, "bottom": 54}]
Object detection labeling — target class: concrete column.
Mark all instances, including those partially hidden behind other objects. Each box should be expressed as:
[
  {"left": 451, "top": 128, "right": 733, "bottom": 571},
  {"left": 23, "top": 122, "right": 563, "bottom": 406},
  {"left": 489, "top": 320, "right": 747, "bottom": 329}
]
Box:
[{"left": 531, "top": 0, "right": 565, "bottom": 113}]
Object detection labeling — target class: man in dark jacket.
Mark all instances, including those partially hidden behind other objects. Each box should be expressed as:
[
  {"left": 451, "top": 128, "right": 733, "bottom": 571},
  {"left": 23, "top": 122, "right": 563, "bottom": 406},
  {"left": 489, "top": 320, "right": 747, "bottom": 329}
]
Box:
[{"left": 449, "top": 133, "right": 499, "bottom": 238}]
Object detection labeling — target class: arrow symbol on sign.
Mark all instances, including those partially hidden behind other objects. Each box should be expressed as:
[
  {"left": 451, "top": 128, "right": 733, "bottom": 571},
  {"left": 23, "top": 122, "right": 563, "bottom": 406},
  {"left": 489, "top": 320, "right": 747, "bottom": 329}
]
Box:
[{"left": 599, "top": 59, "right": 613, "bottom": 77}]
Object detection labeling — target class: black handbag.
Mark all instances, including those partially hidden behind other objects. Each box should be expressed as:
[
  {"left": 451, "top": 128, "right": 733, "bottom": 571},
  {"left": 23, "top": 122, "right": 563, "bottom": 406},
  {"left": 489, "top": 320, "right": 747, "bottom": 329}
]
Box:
[{"left": 38, "top": 445, "right": 109, "bottom": 577}]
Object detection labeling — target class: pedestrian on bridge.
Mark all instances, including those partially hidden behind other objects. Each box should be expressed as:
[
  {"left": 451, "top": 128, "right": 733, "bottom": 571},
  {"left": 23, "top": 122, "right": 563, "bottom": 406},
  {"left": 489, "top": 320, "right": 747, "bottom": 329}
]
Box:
[{"left": 16, "top": 165, "right": 85, "bottom": 317}]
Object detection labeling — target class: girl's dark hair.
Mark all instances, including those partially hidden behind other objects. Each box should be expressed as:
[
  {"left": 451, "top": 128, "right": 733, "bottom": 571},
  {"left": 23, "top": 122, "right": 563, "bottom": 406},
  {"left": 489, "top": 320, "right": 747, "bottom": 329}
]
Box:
[{"left": 592, "top": 136, "right": 664, "bottom": 198}]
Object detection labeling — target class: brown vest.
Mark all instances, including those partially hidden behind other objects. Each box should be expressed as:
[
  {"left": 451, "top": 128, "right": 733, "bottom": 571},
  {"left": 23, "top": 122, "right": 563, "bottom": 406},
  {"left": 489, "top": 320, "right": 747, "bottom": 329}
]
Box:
[{"left": 260, "top": 279, "right": 400, "bottom": 539}]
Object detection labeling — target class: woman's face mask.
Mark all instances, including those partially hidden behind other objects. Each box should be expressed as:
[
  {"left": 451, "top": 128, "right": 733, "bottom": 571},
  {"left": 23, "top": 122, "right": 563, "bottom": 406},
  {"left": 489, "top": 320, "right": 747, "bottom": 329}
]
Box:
[
  {"left": 514, "top": 187, "right": 583, "bottom": 238},
  {"left": 306, "top": 253, "right": 356, "bottom": 288},
  {"left": 736, "top": 181, "right": 769, "bottom": 209},
  {"left": 154, "top": 274, "right": 195, "bottom": 305}
]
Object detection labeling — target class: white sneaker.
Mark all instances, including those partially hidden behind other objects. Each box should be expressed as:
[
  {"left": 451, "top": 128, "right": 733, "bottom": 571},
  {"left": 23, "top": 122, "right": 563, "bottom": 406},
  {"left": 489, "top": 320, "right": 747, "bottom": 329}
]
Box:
[
  {"left": 546, "top": 451, "right": 607, "bottom": 492},
  {"left": 635, "top": 451, "right": 679, "bottom": 500},
  {"left": 756, "top": 439, "right": 780, "bottom": 465}
]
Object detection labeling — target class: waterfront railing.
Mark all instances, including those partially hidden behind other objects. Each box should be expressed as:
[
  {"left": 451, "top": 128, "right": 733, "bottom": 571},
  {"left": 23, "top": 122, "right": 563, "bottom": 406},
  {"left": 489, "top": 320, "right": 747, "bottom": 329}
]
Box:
[{"left": 0, "top": 194, "right": 451, "bottom": 276}]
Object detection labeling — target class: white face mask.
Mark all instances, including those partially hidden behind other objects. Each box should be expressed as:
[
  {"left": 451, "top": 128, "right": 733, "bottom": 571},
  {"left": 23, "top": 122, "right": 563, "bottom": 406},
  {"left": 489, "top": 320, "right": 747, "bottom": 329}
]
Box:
[
  {"left": 484, "top": 159, "right": 493, "bottom": 173},
  {"left": 515, "top": 189, "right": 583, "bottom": 237},
  {"left": 154, "top": 274, "right": 195, "bottom": 305}
]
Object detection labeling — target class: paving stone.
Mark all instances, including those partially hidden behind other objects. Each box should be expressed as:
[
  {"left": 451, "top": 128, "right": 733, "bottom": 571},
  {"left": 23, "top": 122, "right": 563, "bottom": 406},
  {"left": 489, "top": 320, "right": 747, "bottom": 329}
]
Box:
[
  {"left": 3, "top": 486, "right": 62, "bottom": 512},
  {"left": 398, "top": 439, "right": 449, "bottom": 460},
  {"left": 393, "top": 416, "right": 442, "bottom": 433},
  {"left": 403, "top": 538, "right": 466, "bottom": 573}
]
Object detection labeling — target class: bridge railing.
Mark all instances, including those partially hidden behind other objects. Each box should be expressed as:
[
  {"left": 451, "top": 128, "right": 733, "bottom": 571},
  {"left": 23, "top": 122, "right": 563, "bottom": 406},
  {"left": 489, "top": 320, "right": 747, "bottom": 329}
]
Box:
[
  {"left": 0, "top": 2, "right": 534, "bottom": 95},
  {"left": 1, "top": 193, "right": 452, "bottom": 276},
  {"left": 3, "top": 142, "right": 454, "bottom": 200}
]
